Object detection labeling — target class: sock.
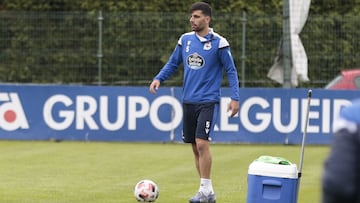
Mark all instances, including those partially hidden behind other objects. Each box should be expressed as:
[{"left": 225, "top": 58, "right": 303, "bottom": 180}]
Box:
[{"left": 199, "top": 178, "right": 214, "bottom": 195}]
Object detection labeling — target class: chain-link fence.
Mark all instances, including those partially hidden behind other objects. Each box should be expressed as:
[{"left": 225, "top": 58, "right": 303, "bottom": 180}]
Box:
[{"left": 0, "top": 11, "right": 359, "bottom": 87}]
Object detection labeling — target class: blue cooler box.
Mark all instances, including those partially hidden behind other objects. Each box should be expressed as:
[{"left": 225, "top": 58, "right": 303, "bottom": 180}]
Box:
[{"left": 246, "top": 161, "right": 298, "bottom": 203}]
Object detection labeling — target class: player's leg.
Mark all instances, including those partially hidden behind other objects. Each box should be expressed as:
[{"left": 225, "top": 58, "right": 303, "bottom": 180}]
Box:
[
  {"left": 190, "top": 140, "right": 216, "bottom": 203},
  {"left": 191, "top": 139, "right": 211, "bottom": 179},
  {"left": 195, "top": 138, "right": 212, "bottom": 179},
  {"left": 189, "top": 103, "right": 218, "bottom": 203},
  {"left": 182, "top": 103, "right": 201, "bottom": 176},
  {"left": 191, "top": 142, "right": 200, "bottom": 176}
]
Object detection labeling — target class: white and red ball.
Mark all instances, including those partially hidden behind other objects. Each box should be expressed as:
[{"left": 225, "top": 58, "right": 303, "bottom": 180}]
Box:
[{"left": 134, "top": 179, "right": 159, "bottom": 202}]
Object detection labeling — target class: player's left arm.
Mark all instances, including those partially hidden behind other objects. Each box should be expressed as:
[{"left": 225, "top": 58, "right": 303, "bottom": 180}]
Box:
[{"left": 218, "top": 46, "right": 240, "bottom": 117}]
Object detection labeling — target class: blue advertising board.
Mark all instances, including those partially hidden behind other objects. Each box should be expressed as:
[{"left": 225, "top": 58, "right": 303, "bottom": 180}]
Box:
[{"left": 0, "top": 84, "right": 358, "bottom": 144}]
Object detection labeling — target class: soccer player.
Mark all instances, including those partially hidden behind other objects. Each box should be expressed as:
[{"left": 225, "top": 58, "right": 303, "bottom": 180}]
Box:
[
  {"left": 322, "top": 99, "right": 360, "bottom": 203},
  {"left": 149, "top": 2, "right": 240, "bottom": 203}
]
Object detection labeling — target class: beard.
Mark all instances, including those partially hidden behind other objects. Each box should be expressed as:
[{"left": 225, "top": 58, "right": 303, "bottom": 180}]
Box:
[{"left": 191, "top": 24, "right": 205, "bottom": 32}]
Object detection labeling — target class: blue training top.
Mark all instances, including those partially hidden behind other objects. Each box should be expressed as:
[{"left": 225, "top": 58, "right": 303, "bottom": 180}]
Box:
[
  {"left": 322, "top": 99, "right": 360, "bottom": 203},
  {"left": 154, "top": 28, "right": 240, "bottom": 103}
]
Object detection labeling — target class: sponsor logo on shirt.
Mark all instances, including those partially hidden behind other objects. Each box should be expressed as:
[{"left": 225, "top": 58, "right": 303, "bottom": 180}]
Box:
[{"left": 187, "top": 52, "right": 205, "bottom": 70}]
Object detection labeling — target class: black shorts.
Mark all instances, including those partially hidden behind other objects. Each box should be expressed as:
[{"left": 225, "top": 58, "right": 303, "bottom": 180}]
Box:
[{"left": 182, "top": 102, "right": 219, "bottom": 143}]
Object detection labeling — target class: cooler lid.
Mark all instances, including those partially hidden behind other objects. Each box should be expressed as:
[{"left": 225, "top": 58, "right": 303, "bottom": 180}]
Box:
[{"left": 248, "top": 161, "right": 298, "bottom": 179}]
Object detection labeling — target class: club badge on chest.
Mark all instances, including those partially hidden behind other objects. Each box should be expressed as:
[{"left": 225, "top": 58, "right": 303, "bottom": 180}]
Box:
[{"left": 203, "top": 41, "right": 212, "bottom": 50}]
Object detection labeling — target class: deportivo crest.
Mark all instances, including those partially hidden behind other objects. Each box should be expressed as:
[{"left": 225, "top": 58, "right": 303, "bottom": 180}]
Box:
[
  {"left": 203, "top": 42, "right": 212, "bottom": 50},
  {"left": 187, "top": 52, "right": 205, "bottom": 70}
]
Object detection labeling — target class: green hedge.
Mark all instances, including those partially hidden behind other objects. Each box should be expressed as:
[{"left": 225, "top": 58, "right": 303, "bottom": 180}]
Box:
[{"left": 0, "top": 0, "right": 359, "bottom": 87}]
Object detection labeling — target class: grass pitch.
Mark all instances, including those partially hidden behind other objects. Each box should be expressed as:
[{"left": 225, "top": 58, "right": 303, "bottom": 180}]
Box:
[{"left": 0, "top": 141, "right": 330, "bottom": 203}]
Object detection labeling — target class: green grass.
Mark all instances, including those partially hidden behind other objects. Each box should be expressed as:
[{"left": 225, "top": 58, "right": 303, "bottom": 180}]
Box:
[{"left": 0, "top": 141, "right": 330, "bottom": 203}]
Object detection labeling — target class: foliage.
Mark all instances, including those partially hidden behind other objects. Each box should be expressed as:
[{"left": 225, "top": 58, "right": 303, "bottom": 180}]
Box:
[{"left": 0, "top": 1, "right": 359, "bottom": 87}]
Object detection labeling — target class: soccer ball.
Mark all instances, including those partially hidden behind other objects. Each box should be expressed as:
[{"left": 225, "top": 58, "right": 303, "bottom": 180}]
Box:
[{"left": 134, "top": 179, "right": 159, "bottom": 202}]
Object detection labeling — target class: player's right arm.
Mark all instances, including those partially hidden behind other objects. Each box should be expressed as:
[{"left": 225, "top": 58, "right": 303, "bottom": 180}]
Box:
[
  {"left": 149, "top": 80, "right": 160, "bottom": 94},
  {"left": 149, "top": 42, "right": 183, "bottom": 94}
]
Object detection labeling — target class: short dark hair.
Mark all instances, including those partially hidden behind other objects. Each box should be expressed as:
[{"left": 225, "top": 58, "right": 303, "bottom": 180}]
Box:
[{"left": 190, "top": 2, "right": 212, "bottom": 17}]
